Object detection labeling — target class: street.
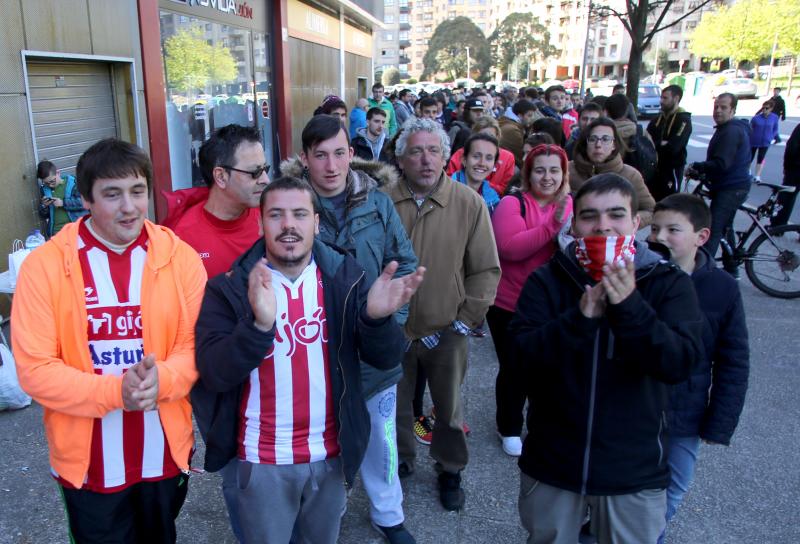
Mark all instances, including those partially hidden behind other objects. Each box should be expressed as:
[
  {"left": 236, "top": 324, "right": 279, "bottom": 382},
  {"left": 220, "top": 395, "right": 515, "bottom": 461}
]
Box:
[{"left": 0, "top": 113, "right": 798, "bottom": 544}]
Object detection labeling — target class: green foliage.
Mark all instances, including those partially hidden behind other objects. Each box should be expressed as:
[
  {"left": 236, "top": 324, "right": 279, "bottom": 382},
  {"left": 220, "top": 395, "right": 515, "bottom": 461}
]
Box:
[
  {"left": 164, "top": 26, "right": 237, "bottom": 93},
  {"left": 489, "top": 12, "right": 556, "bottom": 79},
  {"left": 690, "top": 0, "right": 800, "bottom": 65},
  {"left": 405, "top": 78, "right": 418, "bottom": 84},
  {"left": 421, "top": 17, "right": 491, "bottom": 80},
  {"left": 382, "top": 67, "right": 401, "bottom": 86}
]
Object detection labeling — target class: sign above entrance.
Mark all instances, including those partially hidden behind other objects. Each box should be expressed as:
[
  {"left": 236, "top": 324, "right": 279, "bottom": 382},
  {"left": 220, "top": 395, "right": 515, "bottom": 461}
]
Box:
[{"left": 169, "top": 0, "right": 254, "bottom": 20}]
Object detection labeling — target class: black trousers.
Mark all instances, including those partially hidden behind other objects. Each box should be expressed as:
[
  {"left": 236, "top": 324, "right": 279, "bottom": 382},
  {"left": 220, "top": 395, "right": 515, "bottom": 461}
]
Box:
[
  {"left": 486, "top": 305, "right": 527, "bottom": 437},
  {"left": 60, "top": 474, "right": 188, "bottom": 544}
]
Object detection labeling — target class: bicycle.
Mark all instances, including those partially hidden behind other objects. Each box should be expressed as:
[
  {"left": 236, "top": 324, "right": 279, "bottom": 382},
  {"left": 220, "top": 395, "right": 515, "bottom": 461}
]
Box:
[{"left": 686, "top": 177, "right": 800, "bottom": 299}]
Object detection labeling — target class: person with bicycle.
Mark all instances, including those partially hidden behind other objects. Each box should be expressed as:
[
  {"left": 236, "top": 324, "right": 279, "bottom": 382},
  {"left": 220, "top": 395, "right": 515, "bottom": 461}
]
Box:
[
  {"left": 685, "top": 93, "right": 752, "bottom": 277},
  {"left": 648, "top": 193, "right": 749, "bottom": 542}
]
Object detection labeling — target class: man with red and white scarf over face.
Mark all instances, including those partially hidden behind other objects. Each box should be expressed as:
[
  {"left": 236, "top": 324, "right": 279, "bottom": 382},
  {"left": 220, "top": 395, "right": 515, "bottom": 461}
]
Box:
[{"left": 509, "top": 173, "right": 703, "bottom": 544}]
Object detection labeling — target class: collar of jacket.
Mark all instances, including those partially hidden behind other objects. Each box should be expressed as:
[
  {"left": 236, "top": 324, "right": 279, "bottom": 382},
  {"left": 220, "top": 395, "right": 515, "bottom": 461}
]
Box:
[
  {"left": 573, "top": 149, "right": 624, "bottom": 177},
  {"left": 49, "top": 217, "right": 180, "bottom": 278},
  {"left": 393, "top": 171, "right": 451, "bottom": 208}
]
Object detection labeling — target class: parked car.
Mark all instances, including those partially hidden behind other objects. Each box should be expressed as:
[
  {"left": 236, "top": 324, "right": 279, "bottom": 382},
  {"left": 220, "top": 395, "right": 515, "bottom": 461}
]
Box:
[
  {"left": 711, "top": 78, "right": 758, "bottom": 99},
  {"left": 637, "top": 84, "right": 662, "bottom": 118}
]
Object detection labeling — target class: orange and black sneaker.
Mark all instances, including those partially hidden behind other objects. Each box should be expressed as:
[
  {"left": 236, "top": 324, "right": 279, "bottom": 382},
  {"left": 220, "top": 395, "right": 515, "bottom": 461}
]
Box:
[{"left": 413, "top": 415, "right": 434, "bottom": 445}]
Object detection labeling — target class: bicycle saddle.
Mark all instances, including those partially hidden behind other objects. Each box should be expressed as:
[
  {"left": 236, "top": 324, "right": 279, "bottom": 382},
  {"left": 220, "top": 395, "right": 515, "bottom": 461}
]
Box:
[{"left": 755, "top": 181, "right": 797, "bottom": 193}]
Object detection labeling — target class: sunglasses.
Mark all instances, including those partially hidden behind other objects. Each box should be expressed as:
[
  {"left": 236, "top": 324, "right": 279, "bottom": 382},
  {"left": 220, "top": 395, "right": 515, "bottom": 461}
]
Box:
[{"left": 223, "top": 164, "right": 270, "bottom": 179}]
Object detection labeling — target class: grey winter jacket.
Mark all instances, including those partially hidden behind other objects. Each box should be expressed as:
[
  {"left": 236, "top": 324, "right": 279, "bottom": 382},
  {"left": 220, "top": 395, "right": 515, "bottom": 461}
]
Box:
[{"left": 281, "top": 156, "right": 418, "bottom": 398}]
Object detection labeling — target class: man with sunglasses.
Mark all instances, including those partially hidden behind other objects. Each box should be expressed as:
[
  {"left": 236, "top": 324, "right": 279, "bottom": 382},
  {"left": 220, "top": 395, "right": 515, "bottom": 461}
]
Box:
[
  {"left": 167, "top": 124, "right": 269, "bottom": 541},
  {"left": 167, "top": 124, "right": 270, "bottom": 279}
]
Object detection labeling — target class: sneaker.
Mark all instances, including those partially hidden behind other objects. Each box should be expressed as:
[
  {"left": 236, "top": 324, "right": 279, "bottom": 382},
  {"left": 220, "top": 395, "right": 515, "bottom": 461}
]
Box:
[
  {"left": 371, "top": 522, "right": 417, "bottom": 544},
  {"left": 754, "top": 175, "right": 762, "bottom": 182},
  {"left": 413, "top": 415, "right": 434, "bottom": 445},
  {"left": 498, "top": 432, "right": 523, "bottom": 456},
  {"left": 438, "top": 471, "right": 465, "bottom": 511},
  {"left": 398, "top": 461, "right": 414, "bottom": 479}
]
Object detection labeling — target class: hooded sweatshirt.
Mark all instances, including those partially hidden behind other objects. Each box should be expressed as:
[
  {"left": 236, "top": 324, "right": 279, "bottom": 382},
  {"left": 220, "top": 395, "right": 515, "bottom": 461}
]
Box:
[
  {"left": 352, "top": 126, "right": 389, "bottom": 162},
  {"left": 693, "top": 118, "right": 752, "bottom": 192},
  {"left": 11, "top": 219, "right": 206, "bottom": 488}
]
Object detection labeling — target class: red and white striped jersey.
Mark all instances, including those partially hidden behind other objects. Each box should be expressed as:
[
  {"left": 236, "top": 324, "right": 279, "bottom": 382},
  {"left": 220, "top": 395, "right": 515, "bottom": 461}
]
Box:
[
  {"left": 237, "top": 261, "right": 340, "bottom": 465},
  {"left": 54, "top": 222, "right": 179, "bottom": 493}
]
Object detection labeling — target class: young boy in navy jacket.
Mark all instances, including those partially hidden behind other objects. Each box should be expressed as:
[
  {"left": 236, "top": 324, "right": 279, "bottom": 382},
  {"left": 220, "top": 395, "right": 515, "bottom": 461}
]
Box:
[{"left": 649, "top": 193, "right": 750, "bottom": 542}]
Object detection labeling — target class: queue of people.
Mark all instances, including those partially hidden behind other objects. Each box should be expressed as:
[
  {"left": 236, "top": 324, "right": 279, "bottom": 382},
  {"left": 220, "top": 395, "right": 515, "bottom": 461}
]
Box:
[{"left": 11, "top": 79, "right": 765, "bottom": 544}]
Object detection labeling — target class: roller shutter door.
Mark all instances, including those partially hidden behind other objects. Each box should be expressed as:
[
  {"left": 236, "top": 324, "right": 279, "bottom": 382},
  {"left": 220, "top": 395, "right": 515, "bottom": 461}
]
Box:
[{"left": 27, "top": 61, "right": 118, "bottom": 175}]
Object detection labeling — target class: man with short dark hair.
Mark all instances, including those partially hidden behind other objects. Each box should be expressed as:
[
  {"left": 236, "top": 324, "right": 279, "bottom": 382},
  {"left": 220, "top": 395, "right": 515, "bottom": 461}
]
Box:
[
  {"left": 565, "top": 102, "right": 602, "bottom": 159},
  {"left": 511, "top": 173, "right": 703, "bottom": 544},
  {"left": 499, "top": 99, "right": 541, "bottom": 167},
  {"left": 352, "top": 107, "right": 391, "bottom": 163},
  {"left": 166, "top": 124, "right": 269, "bottom": 278},
  {"left": 388, "top": 118, "right": 500, "bottom": 512},
  {"left": 13, "top": 139, "right": 207, "bottom": 543},
  {"left": 612, "top": 84, "right": 638, "bottom": 122},
  {"left": 194, "top": 176, "right": 424, "bottom": 543},
  {"left": 419, "top": 96, "right": 440, "bottom": 121},
  {"left": 541, "top": 85, "right": 579, "bottom": 138},
  {"left": 647, "top": 84, "right": 693, "bottom": 200},
  {"left": 395, "top": 89, "right": 415, "bottom": 126},
  {"left": 369, "top": 82, "right": 398, "bottom": 137},
  {"left": 686, "top": 92, "right": 752, "bottom": 276}
]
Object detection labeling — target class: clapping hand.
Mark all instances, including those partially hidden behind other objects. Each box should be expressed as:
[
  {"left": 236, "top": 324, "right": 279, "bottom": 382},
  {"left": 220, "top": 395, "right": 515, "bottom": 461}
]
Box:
[
  {"left": 366, "top": 261, "right": 426, "bottom": 320},
  {"left": 248, "top": 258, "right": 276, "bottom": 332},
  {"left": 122, "top": 354, "right": 159, "bottom": 411},
  {"left": 602, "top": 255, "right": 636, "bottom": 305}
]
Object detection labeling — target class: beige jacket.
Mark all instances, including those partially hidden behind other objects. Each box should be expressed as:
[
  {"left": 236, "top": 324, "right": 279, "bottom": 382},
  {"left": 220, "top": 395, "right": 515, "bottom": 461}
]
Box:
[
  {"left": 569, "top": 152, "right": 656, "bottom": 227},
  {"left": 386, "top": 173, "right": 500, "bottom": 339}
]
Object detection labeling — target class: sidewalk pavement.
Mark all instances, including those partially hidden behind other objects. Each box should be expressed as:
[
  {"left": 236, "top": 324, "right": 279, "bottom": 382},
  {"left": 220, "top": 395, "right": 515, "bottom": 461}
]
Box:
[{"left": 1, "top": 274, "right": 798, "bottom": 543}]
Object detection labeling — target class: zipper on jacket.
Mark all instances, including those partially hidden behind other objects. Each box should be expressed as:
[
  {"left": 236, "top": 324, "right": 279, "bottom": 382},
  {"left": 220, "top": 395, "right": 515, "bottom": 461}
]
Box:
[
  {"left": 337, "top": 269, "right": 365, "bottom": 489},
  {"left": 656, "top": 411, "right": 665, "bottom": 466},
  {"left": 580, "top": 330, "right": 600, "bottom": 496}
]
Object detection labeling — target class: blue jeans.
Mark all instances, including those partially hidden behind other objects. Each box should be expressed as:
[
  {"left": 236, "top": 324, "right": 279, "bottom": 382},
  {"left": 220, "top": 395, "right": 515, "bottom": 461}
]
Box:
[
  {"left": 706, "top": 188, "right": 749, "bottom": 273},
  {"left": 658, "top": 435, "right": 701, "bottom": 544}
]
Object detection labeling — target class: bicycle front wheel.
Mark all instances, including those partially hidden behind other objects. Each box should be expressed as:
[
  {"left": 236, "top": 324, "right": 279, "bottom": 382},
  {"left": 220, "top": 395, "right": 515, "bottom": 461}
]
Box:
[{"left": 744, "top": 225, "right": 800, "bottom": 299}]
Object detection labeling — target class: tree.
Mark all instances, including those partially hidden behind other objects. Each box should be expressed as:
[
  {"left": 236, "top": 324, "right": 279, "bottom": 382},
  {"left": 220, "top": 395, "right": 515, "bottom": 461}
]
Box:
[
  {"left": 164, "top": 26, "right": 237, "bottom": 94},
  {"left": 591, "top": 0, "right": 716, "bottom": 107},
  {"left": 690, "top": 0, "right": 800, "bottom": 72},
  {"left": 421, "top": 17, "right": 491, "bottom": 80},
  {"left": 382, "top": 67, "right": 401, "bottom": 86},
  {"left": 489, "top": 12, "right": 557, "bottom": 81}
]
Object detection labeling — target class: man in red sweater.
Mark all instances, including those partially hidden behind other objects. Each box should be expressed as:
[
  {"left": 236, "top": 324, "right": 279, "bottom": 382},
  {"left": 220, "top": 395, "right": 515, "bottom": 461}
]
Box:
[{"left": 166, "top": 124, "right": 269, "bottom": 279}]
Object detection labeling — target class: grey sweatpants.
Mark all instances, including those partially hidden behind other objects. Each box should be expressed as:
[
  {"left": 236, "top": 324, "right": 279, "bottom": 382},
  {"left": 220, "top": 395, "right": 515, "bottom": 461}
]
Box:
[
  {"left": 518, "top": 473, "right": 666, "bottom": 544},
  {"left": 235, "top": 457, "right": 346, "bottom": 544}
]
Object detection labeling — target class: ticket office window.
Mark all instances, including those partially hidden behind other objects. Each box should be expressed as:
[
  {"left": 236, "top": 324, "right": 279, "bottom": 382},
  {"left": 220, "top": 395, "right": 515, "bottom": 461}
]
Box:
[{"left": 160, "top": 11, "right": 274, "bottom": 189}]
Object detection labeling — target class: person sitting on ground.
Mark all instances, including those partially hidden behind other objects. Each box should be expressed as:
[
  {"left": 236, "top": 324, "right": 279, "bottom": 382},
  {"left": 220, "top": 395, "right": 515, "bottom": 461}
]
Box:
[
  {"left": 352, "top": 108, "right": 391, "bottom": 163},
  {"left": 648, "top": 193, "right": 749, "bottom": 544},
  {"left": 450, "top": 133, "right": 502, "bottom": 215},
  {"left": 569, "top": 117, "right": 656, "bottom": 227},
  {"left": 499, "top": 99, "right": 541, "bottom": 168},
  {"left": 447, "top": 116, "right": 516, "bottom": 194},
  {"left": 36, "top": 160, "right": 88, "bottom": 238},
  {"left": 489, "top": 144, "right": 572, "bottom": 458}
]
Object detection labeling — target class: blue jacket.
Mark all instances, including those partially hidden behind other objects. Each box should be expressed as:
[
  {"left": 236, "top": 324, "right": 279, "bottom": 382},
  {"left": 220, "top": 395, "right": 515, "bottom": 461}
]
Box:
[
  {"left": 280, "top": 157, "right": 417, "bottom": 399},
  {"left": 749, "top": 112, "right": 779, "bottom": 148},
  {"left": 694, "top": 118, "right": 752, "bottom": 191},
  {"left": 193, "top": 238, "right": 405, "bottom": 484},
  {"left": 451, "top": 170, "right": 500, "bottom": 215},
  {"left": 38, "top": 174, "right": 88, "bottom": 237},
  {"left": 667, "top": 248, "right": 749, "bottom": 445},
  {"left": 349, "top": 107, "right": 367, "bottom": 139}
]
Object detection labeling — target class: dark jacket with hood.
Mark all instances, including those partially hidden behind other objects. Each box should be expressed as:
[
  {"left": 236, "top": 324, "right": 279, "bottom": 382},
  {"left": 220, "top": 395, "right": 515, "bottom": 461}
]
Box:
[
  {"left": 667, "top": 247, "right": 749, "bottom": 444},
  {"left": 280, "top": 156, "right": 418, "bottom": 399},
  {"left": 351, "top": 127, "right": 391, "bottom": 163},
  {"left": 510, "top": 240, "right": 703, "bottom": 495},
  {"left": 646, "top": 107, "right": 693, "bottom": 172},
  {"left": 693, "top": 118, "right": 752, "bottom": 192},
  {"left": 192, "top": 238, "right": 405, "bottom": 485}
]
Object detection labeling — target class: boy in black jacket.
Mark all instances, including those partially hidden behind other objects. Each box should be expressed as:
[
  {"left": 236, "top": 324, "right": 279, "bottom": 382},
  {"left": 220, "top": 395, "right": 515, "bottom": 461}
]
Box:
[
  {"left": 649, "top": 193, "right": 749, "bottom": 542},
  {"left": 510, "top": 174, "right": 703, "bottom": 544}
]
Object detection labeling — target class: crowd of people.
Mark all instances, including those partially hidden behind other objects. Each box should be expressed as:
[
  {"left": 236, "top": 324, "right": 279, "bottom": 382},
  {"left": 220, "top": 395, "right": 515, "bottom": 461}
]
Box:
[{"left": 13, "top": 78, "right": 800, "bottom": 544}]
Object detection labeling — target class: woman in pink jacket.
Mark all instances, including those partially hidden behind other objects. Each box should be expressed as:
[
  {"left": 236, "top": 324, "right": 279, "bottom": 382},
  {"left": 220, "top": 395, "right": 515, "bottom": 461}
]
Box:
[{"left": 487, "top": 144, "right": 572, "bottom": 457}]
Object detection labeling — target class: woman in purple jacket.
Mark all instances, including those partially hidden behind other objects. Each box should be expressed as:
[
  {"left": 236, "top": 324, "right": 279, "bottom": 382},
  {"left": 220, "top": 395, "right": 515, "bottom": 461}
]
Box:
[{"left": 749, "top": 99, "right": 780, "bottom": 182}]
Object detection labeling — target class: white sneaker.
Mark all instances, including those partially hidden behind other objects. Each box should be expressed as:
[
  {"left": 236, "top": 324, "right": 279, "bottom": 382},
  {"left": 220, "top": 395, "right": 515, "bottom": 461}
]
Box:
[{"left": 498, "top": 433, "right": 522, "bottom": 456}]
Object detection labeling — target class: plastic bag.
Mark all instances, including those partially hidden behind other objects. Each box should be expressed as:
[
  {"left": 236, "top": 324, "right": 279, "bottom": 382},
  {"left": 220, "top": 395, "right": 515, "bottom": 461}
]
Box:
[
  {"left": 8, "top": 239, "right": 30, "bottom": 290},
  {"left": 0, "top": 344, "right": 32, "bottom": 411}
]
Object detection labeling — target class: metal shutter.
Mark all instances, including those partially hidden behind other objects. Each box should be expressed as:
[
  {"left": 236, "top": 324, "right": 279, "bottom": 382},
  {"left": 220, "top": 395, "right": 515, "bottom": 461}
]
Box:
[{"left": 27, "top": 61, "right": 118, "bottom": 175}]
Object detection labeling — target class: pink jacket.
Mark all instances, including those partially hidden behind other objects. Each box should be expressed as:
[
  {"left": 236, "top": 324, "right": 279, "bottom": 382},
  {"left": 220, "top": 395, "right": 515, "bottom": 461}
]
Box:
[{"left": 491, "top": 192, "right": 573, "bottom": 312}]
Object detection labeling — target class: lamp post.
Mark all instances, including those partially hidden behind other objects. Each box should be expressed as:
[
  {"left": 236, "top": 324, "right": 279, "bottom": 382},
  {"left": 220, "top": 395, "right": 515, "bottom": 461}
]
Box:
[
  {"left": 466, "top": 46, "right": 471, "bottom": 80},
  {"left": 579, "top": 0, "right": 593, "bottom": 98}
]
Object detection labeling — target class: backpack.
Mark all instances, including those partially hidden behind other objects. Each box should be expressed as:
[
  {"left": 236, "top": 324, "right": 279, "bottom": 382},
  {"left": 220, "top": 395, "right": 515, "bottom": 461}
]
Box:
[{"left": 623, "top": 124, "right": 658, "bottom": 186}]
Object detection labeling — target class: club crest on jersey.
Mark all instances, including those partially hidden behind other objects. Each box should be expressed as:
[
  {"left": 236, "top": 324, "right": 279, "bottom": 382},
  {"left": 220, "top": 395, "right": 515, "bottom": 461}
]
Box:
[
  {"left": 274, "top": 307, "right": 328, "bottom": 358},
  {"left": 84, "top": 286, "right": 98, "bottom": 303}
]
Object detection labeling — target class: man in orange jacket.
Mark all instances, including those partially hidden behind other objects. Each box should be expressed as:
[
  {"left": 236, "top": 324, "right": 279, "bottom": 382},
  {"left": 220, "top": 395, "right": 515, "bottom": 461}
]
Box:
[{"left": 11, "top": 139, "right": 207, "bottom": 543}]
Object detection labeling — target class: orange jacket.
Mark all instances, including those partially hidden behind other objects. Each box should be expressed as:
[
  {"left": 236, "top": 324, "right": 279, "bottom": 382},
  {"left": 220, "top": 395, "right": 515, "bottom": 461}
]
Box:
[{"left": 11, "top": 219, "right": 207, "bottom": 488}]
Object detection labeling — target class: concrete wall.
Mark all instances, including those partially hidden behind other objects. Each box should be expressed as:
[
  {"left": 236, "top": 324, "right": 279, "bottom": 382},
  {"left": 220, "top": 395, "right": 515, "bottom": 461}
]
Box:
[{"left": 0, "top": 0, "right": 146, "bottom": 264}]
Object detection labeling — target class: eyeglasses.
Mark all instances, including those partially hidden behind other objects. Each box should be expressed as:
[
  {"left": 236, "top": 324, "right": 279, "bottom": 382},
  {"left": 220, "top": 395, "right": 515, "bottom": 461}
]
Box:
[
  {"left": 587, "top": 135, "right": 614, "bottom": 145},
  {"left": 223, "top": 164, "right": 270, "bottom": 179}
]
